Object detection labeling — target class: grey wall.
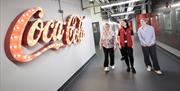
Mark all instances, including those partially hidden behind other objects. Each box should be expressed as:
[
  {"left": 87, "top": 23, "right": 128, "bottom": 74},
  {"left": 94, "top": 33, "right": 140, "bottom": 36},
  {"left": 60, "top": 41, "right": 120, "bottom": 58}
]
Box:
[
  {"left": 0, "top": 0, "right": 95, "bottom": 91},
  {"left": 151, "top": 1, "right": 180, "bottom": 51}
]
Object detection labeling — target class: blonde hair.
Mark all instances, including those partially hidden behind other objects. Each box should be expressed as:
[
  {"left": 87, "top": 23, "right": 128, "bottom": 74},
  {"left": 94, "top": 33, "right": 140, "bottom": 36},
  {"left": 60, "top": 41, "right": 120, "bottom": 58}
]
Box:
[
  {"left": 103, "top": 23, "right": 110, "bottom": 31},
  {"left": 104, "top": 23, "right": 110, "bottom": 27}
]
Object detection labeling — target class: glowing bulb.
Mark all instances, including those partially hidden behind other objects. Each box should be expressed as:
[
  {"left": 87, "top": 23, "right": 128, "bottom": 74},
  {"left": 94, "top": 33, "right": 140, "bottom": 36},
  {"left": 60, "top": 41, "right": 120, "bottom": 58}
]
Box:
[
  {"left": 14, "top": 54, "right": 17, "bottom": 57},
  {"left": 28, "top": 56, "right": 31, "bottom": 59},
  {"left": 16, "top": 26, "right": 20, "bottom": 30},
  {"left": 36, "top": 52, "right": 41, "bottom": 56},
  {"left": 14, "top": 36, "right": 17, "bottom": 39},
  {"left": 26, "top": 13, "right": 29, "bottom": 16},
  {"left": 17, "top": 54, "right": 21, "bottom": 57},
  {"left": 28, "top": 10, "right": 31, "bottom": 12},
  {"left": 14, "top": 45, "right": 17, "bottom": 48},
  {"left": 21, "top": 19, "right": 24, "bottom": 22},
  {"left": 23, "top": 56, "right": 27, "bottom": 59},
  {"left": 10, "top": 36, "right": 13, "bottom": 39}
]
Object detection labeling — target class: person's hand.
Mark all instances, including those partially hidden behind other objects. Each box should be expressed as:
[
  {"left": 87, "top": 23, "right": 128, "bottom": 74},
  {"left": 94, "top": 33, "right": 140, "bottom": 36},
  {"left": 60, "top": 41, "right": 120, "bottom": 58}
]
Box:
[
  {"left": 148, "top": 43, "right": 155, "bottom": 47},
  {"left": 119, "top": 45, "right": 121, "bottom": 49},
  {"left": 116, "top": 40, "right": 119, "bottom": 45},
  {"left": 141, "top": 44, "right": 146, "bottom": 47},
  {"left": 114, "top": 46, "right": 116, "bottom": 50}
]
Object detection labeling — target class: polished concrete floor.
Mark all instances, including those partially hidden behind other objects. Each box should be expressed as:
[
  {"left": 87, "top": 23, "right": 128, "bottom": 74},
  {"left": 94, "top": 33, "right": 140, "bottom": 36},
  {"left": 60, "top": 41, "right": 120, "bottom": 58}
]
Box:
[{"left": 63, "top": 39, "right": 180, "bottom": 91}]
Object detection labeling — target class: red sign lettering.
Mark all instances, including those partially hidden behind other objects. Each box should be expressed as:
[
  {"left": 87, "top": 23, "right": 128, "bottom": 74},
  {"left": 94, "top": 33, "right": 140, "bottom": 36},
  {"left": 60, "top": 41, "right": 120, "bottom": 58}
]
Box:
[{"left": 5, "top": 7, "right": 85, "bottom": 62}]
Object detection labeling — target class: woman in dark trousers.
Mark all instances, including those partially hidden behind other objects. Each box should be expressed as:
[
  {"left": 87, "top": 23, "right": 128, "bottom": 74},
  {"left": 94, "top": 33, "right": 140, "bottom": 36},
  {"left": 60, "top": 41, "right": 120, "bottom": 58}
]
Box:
[
  {"left": 117, "top": 21, "right": 125, "bottom": 61},
  {"left": 137, "top": 18, "right": 162, "bottom": 75},
  {"left": 118, "top": 20, "right": 136, "bottom": 73},
  {"left": 100, "top": 23, "right": 116, "bottom": 72}
]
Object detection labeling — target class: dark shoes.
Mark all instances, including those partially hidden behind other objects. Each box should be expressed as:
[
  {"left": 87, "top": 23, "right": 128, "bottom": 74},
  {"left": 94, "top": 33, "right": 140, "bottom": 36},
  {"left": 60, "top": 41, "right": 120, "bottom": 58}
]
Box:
[
  {"left": 127, "top": 67, "right": 136, "bottom": 73},
  {"left": 131, "top": 67, "right": 136, "bottom": 73},
  {"left": 127, "top": 67, "right": 130, "bottom": 72},
  {"left": 121, "top": 57, "right": 125, "bottom": 61}
]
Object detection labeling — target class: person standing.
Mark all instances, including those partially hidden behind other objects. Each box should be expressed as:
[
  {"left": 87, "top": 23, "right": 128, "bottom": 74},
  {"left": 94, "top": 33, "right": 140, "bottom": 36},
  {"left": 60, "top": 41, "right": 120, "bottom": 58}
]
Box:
[
  {"left": 118, "top": 20, "right": 136, "bottom": 73},
  {"left": 137, "top": 18, "right": 162, "bottom": 75},
  {"left": 100, "top": 23, "right": 116, "bottom": 72},
  {"left": 117, "top": 22, "right": 125, "bottom": 61}
]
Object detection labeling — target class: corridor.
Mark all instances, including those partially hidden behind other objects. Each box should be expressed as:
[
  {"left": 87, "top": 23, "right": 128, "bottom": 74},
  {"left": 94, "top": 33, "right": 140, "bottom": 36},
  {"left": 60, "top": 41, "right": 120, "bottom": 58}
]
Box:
[
  {"left": 1, "top": 0, "right": 180, "bottom": 91},
  {"left": 63, "top": 37, "right": 180, "bottom": 91}
]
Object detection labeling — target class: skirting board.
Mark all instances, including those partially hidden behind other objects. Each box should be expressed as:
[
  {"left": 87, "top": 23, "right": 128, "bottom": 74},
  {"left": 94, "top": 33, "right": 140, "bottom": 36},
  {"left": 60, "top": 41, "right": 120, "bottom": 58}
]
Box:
[{"left": 156, "top": 41, "right": 180, "bottom": 58}]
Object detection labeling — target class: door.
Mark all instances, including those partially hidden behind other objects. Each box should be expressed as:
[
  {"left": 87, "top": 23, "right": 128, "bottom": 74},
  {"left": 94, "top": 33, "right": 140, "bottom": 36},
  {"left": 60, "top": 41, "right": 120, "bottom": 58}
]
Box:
[{"left": 92, "top": 22, "right": 100, "bottom": 45}]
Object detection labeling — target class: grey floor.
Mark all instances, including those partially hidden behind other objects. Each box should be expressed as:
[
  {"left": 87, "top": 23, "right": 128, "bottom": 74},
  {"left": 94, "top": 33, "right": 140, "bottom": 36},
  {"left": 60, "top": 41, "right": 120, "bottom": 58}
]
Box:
[{"left": 63, "top": 38, "right": 180, "bottom": 91}]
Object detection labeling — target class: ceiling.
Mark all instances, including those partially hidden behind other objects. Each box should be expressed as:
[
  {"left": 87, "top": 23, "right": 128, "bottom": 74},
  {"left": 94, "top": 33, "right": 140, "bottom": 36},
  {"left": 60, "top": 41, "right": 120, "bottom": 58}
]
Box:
[
  {"left": 151, "top": 0, "right": 180, "bottom": 10},
  {"left": 88, "top": 0, "right": 148, "bottom": 22},
  {"left": 101, "top": 0, "right": 144, "bottom": 20},
  {"left": 81, "top": 0, "right": 180, "bottom": 22}
]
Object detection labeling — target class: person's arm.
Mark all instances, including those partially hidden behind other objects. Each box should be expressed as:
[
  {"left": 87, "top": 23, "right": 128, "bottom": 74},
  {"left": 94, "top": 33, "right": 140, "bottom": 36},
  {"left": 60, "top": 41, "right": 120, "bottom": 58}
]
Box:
[
  {"left": 117, "top": 29, "right": 121, "bottom": 48},
  {"left": 117, "top": 30, "right": 120, "bottom": 43},
  {"left": 99, "top": 32, "right": 103, "bottom": 49},
  {"left": 117, "top": 35, "right": 120, "bottom": 45},
  {"left": 149, "top": 27, "right": 156, "bottom": 46},
  {"left": 131, "top": 35, "right": 135, "bottom": 48},
  {"left": 130, "top": 29, "right": 135, "bottom": 48},
  {"left": 137, "top": 29, "right": 147, "bottom": 46},
  {"left": 113, "top": 31, "right": 116, "bottom": 49}
]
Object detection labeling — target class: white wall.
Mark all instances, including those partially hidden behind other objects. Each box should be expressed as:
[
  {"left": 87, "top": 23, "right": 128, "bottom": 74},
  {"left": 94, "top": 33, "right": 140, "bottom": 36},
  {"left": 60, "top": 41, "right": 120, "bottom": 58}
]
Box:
[
  {"left": 90, "top": 4, "right": 103, "bottom": 33},
  {"left": 0, "top": 0, "right": 96, "bottom": 91}
]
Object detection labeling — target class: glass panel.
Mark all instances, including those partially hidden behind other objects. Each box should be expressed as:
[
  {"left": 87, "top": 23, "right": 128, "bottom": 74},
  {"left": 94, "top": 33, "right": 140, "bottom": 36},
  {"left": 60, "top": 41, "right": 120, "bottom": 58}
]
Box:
[
  {"left": 176, "top": 8, "right": 180, "bottom": 32},
  {"left": 163, "top": 11, "right": 172, "bottom": 30},
  {"left": 156, "top": 14, "right": 164, "bottom": 30}
]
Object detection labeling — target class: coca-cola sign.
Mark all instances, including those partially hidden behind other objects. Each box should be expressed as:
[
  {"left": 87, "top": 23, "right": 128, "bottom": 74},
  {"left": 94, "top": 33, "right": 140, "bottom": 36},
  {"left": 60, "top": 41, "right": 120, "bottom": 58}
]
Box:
[{"left": 5, "top": 7, "right": 85, "bottom": 62}]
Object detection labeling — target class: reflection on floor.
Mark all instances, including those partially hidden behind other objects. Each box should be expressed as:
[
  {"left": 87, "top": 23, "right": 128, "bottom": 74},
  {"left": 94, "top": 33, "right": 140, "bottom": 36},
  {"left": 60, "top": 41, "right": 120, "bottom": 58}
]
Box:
[{"left": 63, "top": 38, "right": 180, "bottom": 91}]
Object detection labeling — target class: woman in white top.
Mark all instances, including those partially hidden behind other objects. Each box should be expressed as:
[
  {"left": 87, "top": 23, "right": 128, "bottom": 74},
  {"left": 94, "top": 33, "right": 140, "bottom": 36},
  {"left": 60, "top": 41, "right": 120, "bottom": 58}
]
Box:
[
  {"left": 137, "top": 18, "right": 162, "bottom": 75},
  {"left": 99, "top": 23, "right": 115, "bottom": 72}
]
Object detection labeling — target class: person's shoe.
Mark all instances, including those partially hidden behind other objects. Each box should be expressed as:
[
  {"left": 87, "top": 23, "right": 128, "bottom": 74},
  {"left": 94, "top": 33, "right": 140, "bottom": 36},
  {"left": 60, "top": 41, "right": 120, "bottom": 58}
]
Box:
[
  {"left": 104, "top": 67, "right": 110, "bottom": 72},
  {"left": 121, "top": 57, "right": 125, "bottom": 61},
  {"left": 127, "top": 67, "right": 130, "bottom": 72},
  {"left": 146, "top": 66, "right": 152, "bottom": 72},
  {"left": 154, "top": 70, "right": 162, "bottom": 75},
  {"left": 131, "top": 67, "right": 136, "bottom": 73},
  {"left": 110, "top": 65, "right": 115, "bottom": 70}
]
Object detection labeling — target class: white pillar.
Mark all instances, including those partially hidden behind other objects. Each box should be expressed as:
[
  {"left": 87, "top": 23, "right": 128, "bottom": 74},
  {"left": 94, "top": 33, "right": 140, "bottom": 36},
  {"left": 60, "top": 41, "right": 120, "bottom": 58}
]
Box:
[
  {"left": 132, "top": 17, "right": 137, "bottom": 33},
  {"left": 142, "top": 4, "right": 146, "bottom": 14}
]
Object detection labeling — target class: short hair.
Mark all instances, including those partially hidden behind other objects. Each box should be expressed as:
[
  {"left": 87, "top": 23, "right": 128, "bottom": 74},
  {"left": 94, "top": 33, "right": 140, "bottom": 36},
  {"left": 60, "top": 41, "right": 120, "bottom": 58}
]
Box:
[{"left": 141, "top": 18, "right": 149, "bottom": 23}]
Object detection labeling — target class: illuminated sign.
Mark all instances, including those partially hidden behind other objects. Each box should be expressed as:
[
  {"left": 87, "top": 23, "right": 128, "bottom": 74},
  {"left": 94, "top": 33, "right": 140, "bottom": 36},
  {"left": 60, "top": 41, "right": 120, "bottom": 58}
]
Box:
[{"left": 5, "top": 7, "right": 85, "bottom": 62}]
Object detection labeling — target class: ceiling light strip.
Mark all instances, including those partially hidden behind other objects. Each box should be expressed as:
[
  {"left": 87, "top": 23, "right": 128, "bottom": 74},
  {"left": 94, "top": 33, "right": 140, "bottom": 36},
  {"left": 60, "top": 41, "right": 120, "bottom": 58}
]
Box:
[
  {"left": 111, "top": 11, "right": 135, "bottom": 17},
  {"left": 101, "top": 0, "right": 144, "bottom": 8}
]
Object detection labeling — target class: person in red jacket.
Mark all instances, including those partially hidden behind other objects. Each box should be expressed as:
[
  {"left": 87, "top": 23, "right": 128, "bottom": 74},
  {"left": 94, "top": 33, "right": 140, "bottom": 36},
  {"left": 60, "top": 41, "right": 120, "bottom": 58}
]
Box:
[{"left": 118, "top": 20, "right": 136, "bottom": 73}]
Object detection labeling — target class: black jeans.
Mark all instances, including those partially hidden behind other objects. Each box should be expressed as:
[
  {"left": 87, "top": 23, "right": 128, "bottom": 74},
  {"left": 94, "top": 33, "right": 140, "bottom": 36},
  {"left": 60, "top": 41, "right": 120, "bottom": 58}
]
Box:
[
  {"left": 120, "top": 48, "right": 125, "bottom": 57},
  {"left": 121, "top": 44, "right": 134, "bottom": 68},
  {"left": 142, "top": 45, "right": 160, "bottom": 70},
  {"left": 103, "top": 47, "right": 114, "bottom": 67}
]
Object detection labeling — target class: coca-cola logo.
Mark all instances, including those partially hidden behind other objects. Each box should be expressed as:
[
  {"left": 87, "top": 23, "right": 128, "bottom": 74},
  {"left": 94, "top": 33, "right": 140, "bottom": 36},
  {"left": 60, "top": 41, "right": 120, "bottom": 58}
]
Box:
[{"left": 5, "top": 7, "right": 85, "bottom": 62}]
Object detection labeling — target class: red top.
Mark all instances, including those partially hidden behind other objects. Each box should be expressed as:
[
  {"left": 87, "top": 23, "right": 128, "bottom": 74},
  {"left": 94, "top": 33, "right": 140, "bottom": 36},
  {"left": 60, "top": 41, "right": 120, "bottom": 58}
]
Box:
[{"left": 119, "top": 28, "right": 133, "bottom": 48}]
